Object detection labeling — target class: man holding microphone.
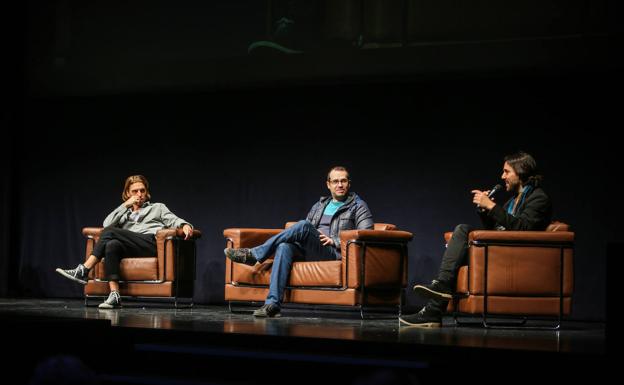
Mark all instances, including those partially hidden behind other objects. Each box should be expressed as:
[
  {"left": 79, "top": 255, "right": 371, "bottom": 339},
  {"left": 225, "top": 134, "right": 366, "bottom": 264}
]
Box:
[{"left": 400, "top": 151, "right": 552, "bottom": 327}]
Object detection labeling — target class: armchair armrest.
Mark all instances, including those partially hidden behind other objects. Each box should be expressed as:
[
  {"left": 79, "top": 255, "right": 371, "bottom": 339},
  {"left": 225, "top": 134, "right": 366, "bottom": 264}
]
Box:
[
  {"left": 82, "top": 227, "right": 202, "bottom": 241},
  {"left": 82, "top": 227, "right": 103, "bottom": 238},
  {"left": 82, "top": 228, "right": 104, "bottom": 278},
  {"left": 339, "top": 230, "right": 413, "bottom": 289},
  {"left": 469, "top": 230, "right": 574, "bottom": 244},
  {"left": 339, "top": 229, "right": 413, "bottom": 244},
  {"left": 156, "top": 228, "right": 202, "bottom": 240},
  {"left": 155, "top": 228, "right": 201, "bottom": 282},
  {"left": 223, "top": 228, "right": 282, "bottom": 249}
]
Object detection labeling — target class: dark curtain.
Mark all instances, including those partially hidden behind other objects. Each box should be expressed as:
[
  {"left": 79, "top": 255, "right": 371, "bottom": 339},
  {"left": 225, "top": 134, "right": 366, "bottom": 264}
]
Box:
[{"left": 12, "top": 76, "right": 614, "bottom": 321}]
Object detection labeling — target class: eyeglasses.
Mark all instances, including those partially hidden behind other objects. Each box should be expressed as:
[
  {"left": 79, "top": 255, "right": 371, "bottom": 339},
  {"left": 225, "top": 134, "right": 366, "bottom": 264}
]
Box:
[{"left": 328, "top": 178, "right": 349, "bottom": 186}]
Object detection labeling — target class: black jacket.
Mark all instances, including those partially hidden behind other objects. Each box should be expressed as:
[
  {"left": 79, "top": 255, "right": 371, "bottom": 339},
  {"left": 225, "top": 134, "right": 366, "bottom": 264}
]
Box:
[
  {"left": 480, "top": 186, "right": 552, "bottom": 231},
  {"left": 306, "top": 192, "right": 374, "bottom": 249}
]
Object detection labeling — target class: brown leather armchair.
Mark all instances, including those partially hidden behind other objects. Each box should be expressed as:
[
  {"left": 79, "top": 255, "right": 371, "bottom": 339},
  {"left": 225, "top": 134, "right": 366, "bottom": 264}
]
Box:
[
  {"left": 83, "top": 227, "right": 201, "bottom": 307},
  {"left": 223, "top": 223, "right": 413, "bottom": 317},
  {"left": 446, "top": 222, "right": 574, "bottom": 328}
]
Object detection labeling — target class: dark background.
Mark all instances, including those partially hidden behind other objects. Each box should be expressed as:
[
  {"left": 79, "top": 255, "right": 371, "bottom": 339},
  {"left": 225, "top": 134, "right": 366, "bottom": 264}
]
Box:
[{"left": 1, "top": 0, "right": 619, "bottom": 321}]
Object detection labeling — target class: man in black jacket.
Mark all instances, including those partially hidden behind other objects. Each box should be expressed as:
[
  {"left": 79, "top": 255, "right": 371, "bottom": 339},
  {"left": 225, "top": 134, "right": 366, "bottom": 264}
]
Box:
[
  {"left": 225, "top": 166, "right": 374, "bottom": 318},
  {"left": 400, "top": 151, "right": 552, "bottom": 327}
]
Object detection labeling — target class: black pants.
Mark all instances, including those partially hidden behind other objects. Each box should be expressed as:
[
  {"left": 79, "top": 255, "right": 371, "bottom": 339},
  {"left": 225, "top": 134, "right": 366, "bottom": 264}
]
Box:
[
  {"left": 429, "top": 224, "right": 473, "bottom": 313},
  {"left": 91, "top": 227, "right": 156, "bottom": 281},
  {"left": 438, "top": 224, "right": 473, "bottom": 283}
]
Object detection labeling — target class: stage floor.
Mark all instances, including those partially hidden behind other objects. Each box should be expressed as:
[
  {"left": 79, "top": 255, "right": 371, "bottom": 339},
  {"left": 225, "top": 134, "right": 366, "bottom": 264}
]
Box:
[{"left": 0, "top": 298, "right": 608, "bottom": 384}]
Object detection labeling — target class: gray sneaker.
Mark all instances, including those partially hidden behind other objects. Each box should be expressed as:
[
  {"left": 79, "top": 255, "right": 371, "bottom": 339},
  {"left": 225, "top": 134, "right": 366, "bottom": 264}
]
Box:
[
  {"left": 224, "top": 248, "right": 257, "bottom": 266},
  {"left": 55, "top": 264, "right": 89, "bottom": 285},
  {"left": 253, "top": 303, "right": 281, "bottom": 318},
  {"left": 98, "top": 291, "right": 121, "bottom": 309}
]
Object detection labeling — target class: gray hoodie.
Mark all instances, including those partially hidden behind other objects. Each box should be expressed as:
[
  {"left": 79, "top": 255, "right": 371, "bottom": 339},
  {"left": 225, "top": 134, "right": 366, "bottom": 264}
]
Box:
[{"left": 103, "top": 201, "right": 192, "bottom": 235}]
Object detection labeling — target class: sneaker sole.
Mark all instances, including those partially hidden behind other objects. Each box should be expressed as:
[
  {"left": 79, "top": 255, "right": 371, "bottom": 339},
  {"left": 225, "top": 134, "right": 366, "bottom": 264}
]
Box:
[
  {"left": 412, "top": 285, "right": 453, "bottom": 300},
  {"left": 253, "top": 313, "right": 281, "bottom": 318},
  {"left": 399, "top": 317, "right": 441, "bottom": 328},
  {"left": 55, "top": 268, "right": 87, "bottom": 285},
  {"left": 247, "top": 41, "right": 303, "bottom": 55}
]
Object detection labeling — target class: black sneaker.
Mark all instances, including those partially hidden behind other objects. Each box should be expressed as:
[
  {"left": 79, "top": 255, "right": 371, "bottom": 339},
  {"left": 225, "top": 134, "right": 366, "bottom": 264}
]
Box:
[
  {"left": 98, "top": 291, "right": 121, "bottom": 309},
  {"left": 413, "top": 279, "right": 452, "bottom": 300},
  {"left": 399, "top": 306, "right": 442, "bottom": 327},
  {"left": 55, "top": 264, "right": 89, "bottom": 285},
  {"left": 253, "top": 303, "right": 281, "bottom": 318},
  {"left": 224, "top": 248, "right": 257, "bottom": 266}
]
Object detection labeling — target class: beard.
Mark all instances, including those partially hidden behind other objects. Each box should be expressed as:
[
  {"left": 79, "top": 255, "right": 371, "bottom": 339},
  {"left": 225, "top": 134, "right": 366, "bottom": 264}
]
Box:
[{"left": 506, "top": 180, "right": 521, "bottom": 193}]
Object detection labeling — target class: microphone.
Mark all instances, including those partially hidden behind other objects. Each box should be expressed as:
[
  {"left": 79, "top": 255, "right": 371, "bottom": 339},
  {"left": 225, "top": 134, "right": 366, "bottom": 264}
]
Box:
[
  {"left": 477, "top": 184, "right": 503, "bottom": 212},
  {"left": 488, "top": 184, "right": 503, "bottom": 198}
]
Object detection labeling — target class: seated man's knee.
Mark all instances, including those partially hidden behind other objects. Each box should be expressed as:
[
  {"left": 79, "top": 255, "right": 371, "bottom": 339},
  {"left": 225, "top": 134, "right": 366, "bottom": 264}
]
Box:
[
  {"left": 100, "top": 227, "right": 113, "bottom": 239},
  {"left": 292, "top": 220, "right": 315, "bottom": 233},
  {"left": 454, "top": 224, "right": 472, "bottom": 234},
  {"left": 104, "top": 239, "right": 123, "bottom": 255},
  {"left": 295, "top": 219, "right": 313, "bottom": 228},
  {"left": 100, "top": 227, "right": 121, "bottom": 239}
]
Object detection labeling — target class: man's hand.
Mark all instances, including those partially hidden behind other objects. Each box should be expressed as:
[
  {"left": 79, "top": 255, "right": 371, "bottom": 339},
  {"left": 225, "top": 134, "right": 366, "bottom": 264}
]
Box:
[
  {"left": 319, "top": 233, "right": 334, "bottom": 247},
  {"left": 471, "top": 190, "right": 496, "bottom": 211},
  {"left": 182, "top": 224, "right": 193, "bottom": 240},
  {"left": 124, "top": 195, "right": 141, "bottom": 208}
]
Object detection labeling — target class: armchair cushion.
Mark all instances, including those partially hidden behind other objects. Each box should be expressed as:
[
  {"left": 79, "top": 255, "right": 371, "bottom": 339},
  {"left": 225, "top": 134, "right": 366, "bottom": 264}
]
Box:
[{"left": 231, "top": 261, "right": 343, "bottom": 287}]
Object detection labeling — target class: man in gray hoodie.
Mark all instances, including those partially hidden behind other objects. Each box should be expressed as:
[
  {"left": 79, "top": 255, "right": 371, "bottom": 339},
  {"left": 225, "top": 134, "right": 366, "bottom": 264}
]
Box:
[
  {"left": 56, "top": 175, "right": 193, "bottom": 309},
  {"left": 225, "top": 166, "right": 374, "bottom": 318}
]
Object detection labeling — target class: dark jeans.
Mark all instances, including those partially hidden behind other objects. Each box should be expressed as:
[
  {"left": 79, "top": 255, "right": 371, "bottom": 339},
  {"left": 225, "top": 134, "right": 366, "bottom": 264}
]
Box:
[
  {"left": 250, "top": 220, "right": 339, "bottom": 306},
  {"left": 91, "top": 227, "right": 156, "bottom": 281},
  {"left": 430, "top": 224, "right": 473, "bottom": 313}
]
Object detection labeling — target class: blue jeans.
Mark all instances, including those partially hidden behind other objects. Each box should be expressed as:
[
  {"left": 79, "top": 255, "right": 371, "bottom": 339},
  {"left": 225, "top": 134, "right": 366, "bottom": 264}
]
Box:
[{"left": 250, "top": 220, "right": 339, "bottom": 307}]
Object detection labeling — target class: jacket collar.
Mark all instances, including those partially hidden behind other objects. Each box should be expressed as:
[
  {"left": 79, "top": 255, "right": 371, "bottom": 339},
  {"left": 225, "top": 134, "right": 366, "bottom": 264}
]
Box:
[{"left": 319, "top": 192, "right": 356, "bottom": 206}]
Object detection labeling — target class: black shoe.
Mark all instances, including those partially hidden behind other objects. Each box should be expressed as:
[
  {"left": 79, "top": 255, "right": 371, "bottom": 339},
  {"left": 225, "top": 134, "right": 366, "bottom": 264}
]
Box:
[
  {"left": 98, "top": 291, "right": 121, "bottom": 309},
  {"left": 253, "top": 303, "right": 281, "bottom": 318},
  {"left": 413, "top": 279, "right": 452, "bottom": 300},
  {"left": 399, "top": 306, "right": 442, "bottom": 327},
  {"left": 55, "top": 264, "right": 89, "bottom": 285},
  {"left": 224, "top": 248, "right": 257, "bottom": 266}
]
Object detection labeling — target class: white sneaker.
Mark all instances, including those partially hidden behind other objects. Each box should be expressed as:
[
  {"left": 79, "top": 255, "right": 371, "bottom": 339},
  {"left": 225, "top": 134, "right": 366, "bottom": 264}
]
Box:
[{"left": 98, "top": 291, "right": 121, "bottom": 309}]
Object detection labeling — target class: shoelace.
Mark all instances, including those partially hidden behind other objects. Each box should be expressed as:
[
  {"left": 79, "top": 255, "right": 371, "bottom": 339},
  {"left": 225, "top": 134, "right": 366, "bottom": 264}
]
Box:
[{"left": 107, "top": 292, "right": 119, "bottom": 304}]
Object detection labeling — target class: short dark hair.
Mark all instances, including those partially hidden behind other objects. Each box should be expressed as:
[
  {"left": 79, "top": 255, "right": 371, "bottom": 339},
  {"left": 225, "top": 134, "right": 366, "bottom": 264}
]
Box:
[
  {"left": 504, "top": 151, "right": 543, "bottom": 186},
  {"left": 327, "top": 166, "right": 350, "bottom": 181}
]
